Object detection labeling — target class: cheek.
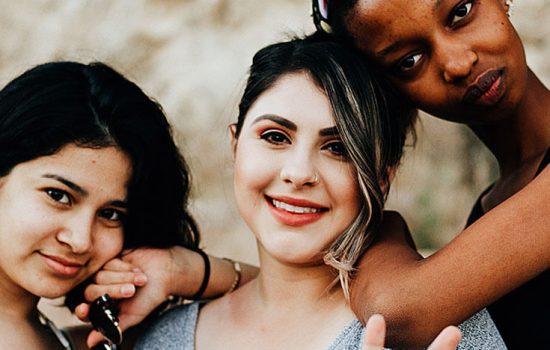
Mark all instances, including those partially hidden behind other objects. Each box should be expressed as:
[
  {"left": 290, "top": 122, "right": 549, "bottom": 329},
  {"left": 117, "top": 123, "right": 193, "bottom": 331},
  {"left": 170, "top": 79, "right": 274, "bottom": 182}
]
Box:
[
  {"left": 93, "top": 231, "right": 124, "bottom": 265},
  {"left": 233, "top": 143, "right": 277, "bottom": 206},
  {"left": 326, "top": 165, "right": 362, "bottom": 221},
  {"left": 0, "top": 195, "right": 54, "bottom": 245}
]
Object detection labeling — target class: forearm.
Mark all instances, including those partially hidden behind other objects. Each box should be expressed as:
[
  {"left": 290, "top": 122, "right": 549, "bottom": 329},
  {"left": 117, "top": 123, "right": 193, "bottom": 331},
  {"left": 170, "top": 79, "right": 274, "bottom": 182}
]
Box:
[{"left": 351, "top": 168, "right": 550, "bottom": 347}]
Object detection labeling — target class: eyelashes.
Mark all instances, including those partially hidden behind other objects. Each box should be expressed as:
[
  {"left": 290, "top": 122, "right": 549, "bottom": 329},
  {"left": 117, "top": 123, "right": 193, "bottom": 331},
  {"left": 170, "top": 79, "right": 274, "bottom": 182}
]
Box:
[
  {"left": 46, "top": 188, "right": 71, "bottom": 204},
  {"left": 391, "top": 0, "right": 476, "bottom": 76},
  {"left": 449, "top": 0, "right": 474, "bottom": 26},
  {"left": 259, "top": 129, "right": 348, "bottom": 159},
  {"left": 260, "top": 130, "right": 290, "bottom": 145},
  {"left": 44, "top": 188, "right": 125, "bottom": 223}
]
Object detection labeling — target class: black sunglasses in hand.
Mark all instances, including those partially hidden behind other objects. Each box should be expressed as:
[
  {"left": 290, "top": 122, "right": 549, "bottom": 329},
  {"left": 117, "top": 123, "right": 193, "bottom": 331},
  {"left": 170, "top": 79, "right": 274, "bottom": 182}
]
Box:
[{"left": 89, "top": 294, "right": 122, "bottom": 350}]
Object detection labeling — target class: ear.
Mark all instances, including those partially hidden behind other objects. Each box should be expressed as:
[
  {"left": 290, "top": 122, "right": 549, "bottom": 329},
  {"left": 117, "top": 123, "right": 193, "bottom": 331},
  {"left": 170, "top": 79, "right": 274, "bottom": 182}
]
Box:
[
  {"left": 229, "top": 123, "right": 238, "bottom": 160},
  {"left": 380, "top": 165, "right": 397, "bottom": 195}
]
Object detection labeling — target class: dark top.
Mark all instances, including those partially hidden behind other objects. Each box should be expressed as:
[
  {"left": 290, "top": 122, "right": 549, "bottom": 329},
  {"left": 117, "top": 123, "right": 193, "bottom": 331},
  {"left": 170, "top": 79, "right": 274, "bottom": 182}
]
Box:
[{"left": 465, "top": 149, "right": 549, "bottom": 349}]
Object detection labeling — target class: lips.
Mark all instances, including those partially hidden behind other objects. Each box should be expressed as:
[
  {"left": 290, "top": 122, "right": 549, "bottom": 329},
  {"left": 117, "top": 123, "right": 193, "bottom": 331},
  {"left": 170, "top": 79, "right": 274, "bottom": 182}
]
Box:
[
  {"left": 463, "top": 69, "right": 506, "bottom": 106},
  {"left": 266, "top": 195, "right": 327, "bottom": 227},
  {"left": 40, "top": 252, "right": 85, "bottom": 277}
]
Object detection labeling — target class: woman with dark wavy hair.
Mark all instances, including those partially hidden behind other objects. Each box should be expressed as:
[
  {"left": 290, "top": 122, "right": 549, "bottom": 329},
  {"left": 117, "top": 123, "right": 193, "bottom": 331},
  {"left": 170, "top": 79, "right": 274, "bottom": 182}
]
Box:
[{"left": 0, "top": 61, "right": 199, "bottom": 349}]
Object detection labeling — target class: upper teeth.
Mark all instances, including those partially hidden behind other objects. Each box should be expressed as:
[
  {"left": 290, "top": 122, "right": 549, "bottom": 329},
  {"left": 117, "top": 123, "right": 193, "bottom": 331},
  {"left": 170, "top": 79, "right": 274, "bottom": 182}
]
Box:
[{"left": 272, "top": 199, "right": 321, "bottom": 214}]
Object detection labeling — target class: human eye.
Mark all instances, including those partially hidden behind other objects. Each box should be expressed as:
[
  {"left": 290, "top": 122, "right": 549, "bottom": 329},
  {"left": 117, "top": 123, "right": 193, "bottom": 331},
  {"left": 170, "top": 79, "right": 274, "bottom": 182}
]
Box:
[
  {"left": 45, "top": 188, "right": 71, "bottom": 204},
  {"left": 395, "top": 52, "right": 423, "bottom": 73},
  {"left": 98, "top": 208, "right": 125, "bottom": 223},
  {"left": 449, "top": 0, "right": 473, "bottom": 26},
  {"left": 323, "top": 140, "right": 348, "bottom": 159},
  {"left": 260, "top": 130, "right": 290, "bottom": 145}
]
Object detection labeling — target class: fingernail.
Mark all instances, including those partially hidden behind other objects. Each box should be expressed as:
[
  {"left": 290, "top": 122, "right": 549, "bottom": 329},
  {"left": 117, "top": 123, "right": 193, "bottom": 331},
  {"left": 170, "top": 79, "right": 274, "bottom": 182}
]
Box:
[
  {"left": 134, "top": 273, "right": 148, "bottom": 286},
  {"left": 120, "top": 284, "right": 135, "bottom": 296},
  {"left": 132, "top": 267, "right": 142, "bottom": 273}
]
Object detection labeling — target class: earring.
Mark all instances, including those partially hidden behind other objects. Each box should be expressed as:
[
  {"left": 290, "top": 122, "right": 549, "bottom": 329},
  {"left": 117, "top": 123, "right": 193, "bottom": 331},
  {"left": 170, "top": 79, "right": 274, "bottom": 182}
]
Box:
[{"left": 505, "top": 0, "right": 514, "bottom": 17}]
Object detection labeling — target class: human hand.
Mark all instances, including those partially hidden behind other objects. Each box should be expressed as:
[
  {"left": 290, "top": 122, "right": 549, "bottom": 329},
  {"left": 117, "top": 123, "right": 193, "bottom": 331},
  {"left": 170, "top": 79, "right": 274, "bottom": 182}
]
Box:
[
  {"left": 362, "top": 314, "right": 461, "bottom": 350},
  {"left": 75, "top": 246, "right": 204, "bottom": 348}
]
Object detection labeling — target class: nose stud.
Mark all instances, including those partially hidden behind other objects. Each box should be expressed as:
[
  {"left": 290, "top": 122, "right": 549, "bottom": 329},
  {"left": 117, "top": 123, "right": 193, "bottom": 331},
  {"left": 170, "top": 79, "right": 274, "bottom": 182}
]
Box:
[
  {"left": 279, "top": 169, "right": 320, "bottom": 186},
  {"left": 312, "top": 173, "right": 320, "bottom": 184}
]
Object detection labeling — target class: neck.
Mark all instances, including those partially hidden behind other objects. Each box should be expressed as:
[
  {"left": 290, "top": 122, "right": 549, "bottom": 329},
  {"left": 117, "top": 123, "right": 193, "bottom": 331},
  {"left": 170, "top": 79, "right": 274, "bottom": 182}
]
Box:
[
  {"left": 469, "top": 68, "right": 550, "bottom": 176},
  {"left": 0, "top": 275, "right": 40, "bottom": 322},
  {"left": 249, "top": 247, "right": 347, "bottom": 318}
]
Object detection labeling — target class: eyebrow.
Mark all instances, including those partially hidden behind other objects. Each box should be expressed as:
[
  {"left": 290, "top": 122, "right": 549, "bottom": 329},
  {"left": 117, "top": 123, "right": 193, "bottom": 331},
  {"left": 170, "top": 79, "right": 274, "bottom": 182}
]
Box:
[
  {"left": 43, "top": 174, "right": 88, "bottom": 196},
  {"left": 252, "top": 114, "right": 339, "bottom": 137},
  {"left": 108, "top": 200, "right": 128, "bottom": 209},
  {"left": 375, "top": 40, "right": 404, "bottom": 59},
  {"left": 319, "top": 126, "right": 339, "bottom": 137},
  {"left": 377, "top": 0, "right": 444, "bottom": 58},
  {"left": 42, "top": 174, "right": 128, "bottom": 208},
  {"left": 252, "top": 114, "right": 297, "bottom": 131}
]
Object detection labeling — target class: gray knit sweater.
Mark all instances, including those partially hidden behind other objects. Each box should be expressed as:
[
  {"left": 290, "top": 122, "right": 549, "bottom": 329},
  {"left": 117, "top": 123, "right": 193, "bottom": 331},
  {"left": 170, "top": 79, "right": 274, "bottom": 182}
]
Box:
[{"left": 135, "top": 302, "right": 506, "bottom": 349}]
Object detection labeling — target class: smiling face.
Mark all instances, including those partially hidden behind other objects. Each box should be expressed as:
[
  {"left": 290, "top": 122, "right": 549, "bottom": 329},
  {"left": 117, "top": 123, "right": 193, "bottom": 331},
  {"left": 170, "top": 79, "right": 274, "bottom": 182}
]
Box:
[
  {"left": 232, "top": 72, "right": 362, "bottom": 266},
  {"left": 0, "top": 144, "right": 130, "bottom": 299},
  {"left": 346, "top": 0, "right": 527, "bottom": 124}
]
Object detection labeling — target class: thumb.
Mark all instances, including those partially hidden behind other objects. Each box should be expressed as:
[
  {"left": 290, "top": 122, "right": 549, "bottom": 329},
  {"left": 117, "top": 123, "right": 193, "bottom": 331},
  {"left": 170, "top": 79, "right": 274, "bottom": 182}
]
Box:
[
  {"left": 87, "top": 330, "right": 107, "bottom": 348},
  {"left": 363, "top": 314, "right": 386, "bottom": 350},
  {"left": 427, "top": 326, "right": 461, "bottom": 350}
]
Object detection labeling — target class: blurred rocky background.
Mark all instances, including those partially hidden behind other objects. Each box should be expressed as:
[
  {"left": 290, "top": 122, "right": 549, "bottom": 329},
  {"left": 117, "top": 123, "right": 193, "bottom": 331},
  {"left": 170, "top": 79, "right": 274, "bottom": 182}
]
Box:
[{"left": 1, "top": 0, "right": 547, "bottom": 325}]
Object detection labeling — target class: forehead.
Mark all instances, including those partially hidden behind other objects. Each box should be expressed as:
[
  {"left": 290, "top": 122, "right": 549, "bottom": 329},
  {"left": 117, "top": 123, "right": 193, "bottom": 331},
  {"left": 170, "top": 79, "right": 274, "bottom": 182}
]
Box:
[
  {"left": 6, "top": 144, "right": 132, "bottom": 198},
  {"left": 245, "top": 72, "right": 334, "bottom": 126},
  {"left": 350, "top": 0, "right": 437, "bottom": 53}
]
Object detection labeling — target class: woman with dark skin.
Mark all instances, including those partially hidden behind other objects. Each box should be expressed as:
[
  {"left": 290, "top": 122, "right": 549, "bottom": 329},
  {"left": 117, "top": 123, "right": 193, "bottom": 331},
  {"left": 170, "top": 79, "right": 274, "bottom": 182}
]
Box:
[
  {"left": 310, "top": 0, "right": 549, "bottom": 348},
  {"left": 82, "top": 1, "right": 548, "bottom": 348}
]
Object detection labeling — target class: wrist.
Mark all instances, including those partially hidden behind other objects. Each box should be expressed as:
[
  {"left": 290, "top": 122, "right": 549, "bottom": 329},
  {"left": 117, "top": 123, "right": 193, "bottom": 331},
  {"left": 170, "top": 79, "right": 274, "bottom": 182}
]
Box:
[{"left": 166, "top": 246, "right": 205, "bottom": 297}]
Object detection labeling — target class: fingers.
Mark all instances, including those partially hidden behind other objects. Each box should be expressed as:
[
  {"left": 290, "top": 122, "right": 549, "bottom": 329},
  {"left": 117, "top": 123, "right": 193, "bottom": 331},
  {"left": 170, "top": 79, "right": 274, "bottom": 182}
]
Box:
[
  {"left": 84, "top": 282, "right": 137, "bottom": 301},
  {"left": 84, "top": 265, "right": 148, "bottom": 302},
  {"left": 363, "top": 314, "right": 386, "bottom": 350},
  {"left": 102, "top": 258, "right": 138, "bottom": 272},
  {"left": 427, "top": 326, "right": 462, "bottom": 350},
  {"left": 87, "top": 330, "right": 106, "bottom": 348},
  {"left": 74, "top": 303, "right": 90, "bottom": 322},
  {"left": 94, "top": 269, "right": 148, "bottom": 287}
]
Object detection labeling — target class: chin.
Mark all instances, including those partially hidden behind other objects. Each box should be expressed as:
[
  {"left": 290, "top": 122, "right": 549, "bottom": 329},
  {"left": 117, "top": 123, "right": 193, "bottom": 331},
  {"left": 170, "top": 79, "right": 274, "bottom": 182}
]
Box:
[
  {"left": 24, "top": 278, "right": 79, "bottom": 300},
  {"left": 268, "top": 247, "right": 325, "bottom": 266}
]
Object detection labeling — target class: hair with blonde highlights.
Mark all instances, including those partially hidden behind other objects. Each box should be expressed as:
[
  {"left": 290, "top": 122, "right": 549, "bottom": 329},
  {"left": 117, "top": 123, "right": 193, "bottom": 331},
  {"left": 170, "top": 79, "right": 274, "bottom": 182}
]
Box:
[{"left": 234, "top": 33, "right": 416, "bottom": 299}]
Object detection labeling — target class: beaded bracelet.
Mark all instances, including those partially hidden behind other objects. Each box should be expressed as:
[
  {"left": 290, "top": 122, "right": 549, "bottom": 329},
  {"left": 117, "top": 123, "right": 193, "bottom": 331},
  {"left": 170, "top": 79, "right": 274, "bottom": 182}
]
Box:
[{"left": 222, "top": 258, "right": 242, "bottom": 295}]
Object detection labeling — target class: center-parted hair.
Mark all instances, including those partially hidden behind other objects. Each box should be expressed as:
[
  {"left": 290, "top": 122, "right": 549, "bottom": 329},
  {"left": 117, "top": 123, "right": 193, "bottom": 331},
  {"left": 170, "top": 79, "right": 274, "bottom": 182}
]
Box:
[
  {"left": 0, "top": 61, "right": 200, "bottom": 307},
  {"left": 234, "top": 34, "right": 416, "bottom": 298}
]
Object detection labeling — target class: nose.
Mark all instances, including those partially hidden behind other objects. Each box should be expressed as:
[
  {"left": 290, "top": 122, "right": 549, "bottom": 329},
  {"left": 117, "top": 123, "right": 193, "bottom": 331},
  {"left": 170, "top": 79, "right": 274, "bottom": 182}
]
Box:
[
  {"left": 56, "top": 213, "right": 94, "bottom": 254},
  {"left": 279, "top": 149, "right": 319, "bottom": 189},
  {"left": 437, "top": 40, "right": 478, "bottom": 83}
]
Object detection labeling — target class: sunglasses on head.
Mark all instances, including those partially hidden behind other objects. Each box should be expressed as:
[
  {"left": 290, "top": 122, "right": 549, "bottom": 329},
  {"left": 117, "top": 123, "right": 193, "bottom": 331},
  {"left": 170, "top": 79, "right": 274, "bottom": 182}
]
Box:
[{"left": 312, "top": 0, "right": 333, "bottom": 33}]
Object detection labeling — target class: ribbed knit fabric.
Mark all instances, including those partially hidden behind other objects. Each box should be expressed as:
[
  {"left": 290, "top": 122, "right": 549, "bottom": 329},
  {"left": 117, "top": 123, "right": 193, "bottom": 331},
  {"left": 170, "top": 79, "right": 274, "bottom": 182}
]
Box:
[{"left": 135, "top": 302, "right": 506, "bottom": 349}]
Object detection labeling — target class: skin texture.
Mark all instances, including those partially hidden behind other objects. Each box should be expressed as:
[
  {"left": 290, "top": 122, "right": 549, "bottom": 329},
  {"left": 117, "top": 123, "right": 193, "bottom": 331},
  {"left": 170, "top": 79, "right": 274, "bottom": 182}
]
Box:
[
  {"left": 231, "top": 73, "right": 362, "bottom": 266},
  {"left": 343, "top": 0, "right": 550, "bottom": 347},
  {"left": 362, "top": 314, "right": 461, "bottom": 350},
  {"left": 195, "top": 72, "right": 359, "bottom": 350},
  {"left": 84, "top": 1, "right": 548, "bottom": 346},
  {"left": 0, "top": 144, "right": 130, "bottom": 349}
]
